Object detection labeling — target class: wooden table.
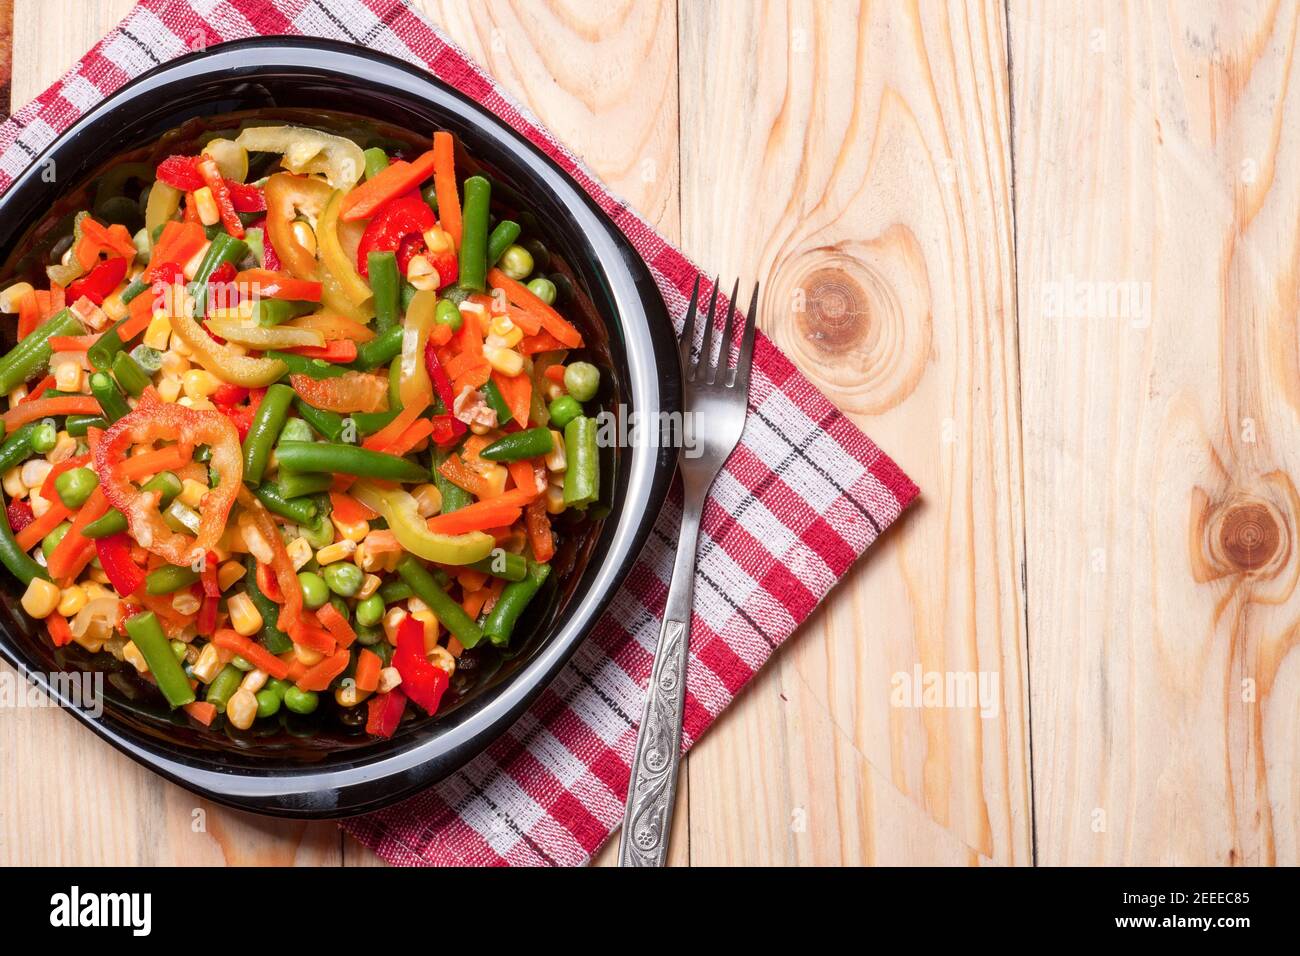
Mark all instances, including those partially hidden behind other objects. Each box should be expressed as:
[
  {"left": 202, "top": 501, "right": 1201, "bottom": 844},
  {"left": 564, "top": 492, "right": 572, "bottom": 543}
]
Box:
[{"left": 1, "top": 0, "right": 1294, "bottom": 867}]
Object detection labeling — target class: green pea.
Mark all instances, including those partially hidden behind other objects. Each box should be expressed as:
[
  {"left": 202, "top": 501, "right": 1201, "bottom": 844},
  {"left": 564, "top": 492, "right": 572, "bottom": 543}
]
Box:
[
  {"left": 30, "top": 422, "right": 57, "bottom": 454},
  {"left": 297, "top": 571, "right": 329, "bottom": 609},
  {"left": 355, "top": 594, "right": 385, "bottom": 627},
  {"left": 265, "top": 677, "right": 292, "bottom": 699},
  {"left": 354, "top": 623, "right": 384, "bottom": 646},
  {"left": 548, "top": 394, "right": 583, "bottom": 429},
  {"left": 563, "top": 362, "right": 600, "bottom": 402},
  {"left": 300, "top": 514, "right": 334, "bottom": 549},
  {"left": 278, "top": 417, "right": 314, "bottom": 444},
  {"left": 42, "top": 521, "right": 72, "bottom": 559},
  {"left": 526, "top": 277, "right": 557, "bottom": 305},
  {"left": 170, "top": 640, "right": 188, "bottom": 662},
  {"left": 255, "top": 688, "right": 282, "bottom": 718},
  {"left": 54, "top": 466, "right": 98, "bottom": 509},
  {"left": 322, "top": 562, "right": 363, "bottom": 597},
  {"left": 499, "top": 244, "right": 534, "bottom": 281},
  {"left": 283, "top": 686, "right": 319, "bottom": 715},
  {"left": 434, "top": 298, "right": 463, "bottom": 332}
]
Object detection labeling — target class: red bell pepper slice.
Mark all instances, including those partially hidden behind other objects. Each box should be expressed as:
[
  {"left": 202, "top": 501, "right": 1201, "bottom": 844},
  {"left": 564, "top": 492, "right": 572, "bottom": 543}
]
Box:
[
  {"left": 355, "top": 192, "right": 436, "bottom": 276},
  {"left": 94, "top": 532, "right": 145, "bottom": 596},
  {"left": 67, "top": 256, "right": 128, "bottom": 306},
  {"left": 212, "top": 383, "right": 250, "bottom": 406},
  {"left": 6, "top": 498, "right": 33, "bottom": 535},
  {"left": 200, "top": 550, "right": 220, "bottom": 599},
  {"left": 392, "top": 616, "right": 450, "bottom": 715},
  {"left": 157, "top": 155, "right": 264, "bottom": 212},
  {"left": 197, "top": 587, "right": 219, "bottom": 636},
  {"left": 214, "top": 386, "right": 265, "bottom": 442},
  {"left": 281, "top": 340, "right": 358, "bottom": 363},
  {"left": 197, "top": 157, "right": 244, "bottom": 239},
  {"left": 365, "top": 688, "right": 408, "bottom": 738},
  {"left": 225, "top": 179, "right": 265, "bottom": 213},
  {"left": 234, "top": 268, "right": 322, "bottom": 302},
  {"left": 425, "top": 338, "right": 467, "bottom": 444}
]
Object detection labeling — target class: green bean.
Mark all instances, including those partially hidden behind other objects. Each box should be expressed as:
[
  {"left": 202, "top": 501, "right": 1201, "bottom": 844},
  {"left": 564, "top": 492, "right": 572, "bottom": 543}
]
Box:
[
  {"left": 244, "top": 559, "right": 292, "bottom": 654},
  {"left": 563, "top": 415, "right": 599, "bottom": 509},
  {"left": 204, "top": 663, "right": 243, "bottom": 713},
  {"left": 275, "top": 441, "right": 428, "bottom": 483},
  {"left": 145, "top": 564, "right": 200, "bottom": 595},
  {"left": 253, "top": 298, "right": 314, "bottom": 327},
  {"left": 0, "top": 491, "right": 48, "bottom": 584},
  {"left": 362, "top": 147, "right": 390, "bottom": 180},
  {"left": 487, "top": 220, "right": 521, "bottom": 267},
  {"left": 0, "top": 424, "right": 37, "bottom": 475},
  {"left": 90, "top": 371, "right": 130, "bottom": 422},
  {"left": 378, "top": 580, "right": 414, "bottom": 604},
  {"left": 433, "top": 449, "right": 473, "bottom": 514},
  {"left": 369, "top": 251, "right": 400, "bottom": 335},
  {"left": 349, "top": 326, "right": 403, "bottom": 371},
  {"left": 458, "top": 176, "right": 491, "bottom": 292},
  {"left": 469, "top": 549, "right": 528, "bottom": 582},
  {"left": 275, "top": 470, "right": 334, "bottom": 500},
  {"left": 119, "top": 275, "right": 150, "bottom": 305},
  {"left": 83, "top": 472, "right": 181, "bottom": 539},
  {"left": 190, "top": 233, "right": 249, "bottom": 316},
  {"left": 481, "top": 560, "right": 551, "bottom": 647},
  {"left": 111, "top": 350, "right": 151, "bottom": 397},
  {"left": 481, "top": 427, "right": 552, "bottom": 462},
  {"left": 482, "top": 378, "right": 512, "bottom": 426},
  {"left": 547, "top": 395, "right": 582, "bottom": 429},
  {"left": 251, "top": 483, "right": 317, "bottom": 524},
  {"left": 124, "top": 611, "right": 194, "bottom": 708},
  {"left": 396, "top": 556, "right": 484, "bottom": 648},
  {"left": 65, "top": 414, "right": 108, "bottom": 437},
  {"left": 0, "top": 308, "right": 85, "bottom": 394},
  {"left": 242, "top": 382, "right": 294, "bottom": 485},
  {"left": 129, "top": 344, "right": 163, "bottom": 374},
  {"left": 266, "top": 350, "right": 346, "bottom": 379}
]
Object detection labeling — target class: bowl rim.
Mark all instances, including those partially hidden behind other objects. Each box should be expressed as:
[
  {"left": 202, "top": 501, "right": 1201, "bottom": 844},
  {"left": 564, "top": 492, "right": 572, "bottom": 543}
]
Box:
[{"left": 0, "top": 36, "right": 680, "bottom": 817}]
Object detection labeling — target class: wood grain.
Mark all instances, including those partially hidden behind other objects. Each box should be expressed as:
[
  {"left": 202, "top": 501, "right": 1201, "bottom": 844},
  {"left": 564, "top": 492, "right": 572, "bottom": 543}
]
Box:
[
  {"left": 676, "top": 0, "right": 1031, "bottom": 865},
  {"left": 1010, "top": 0, "right": 1300, "bottom": 865}
]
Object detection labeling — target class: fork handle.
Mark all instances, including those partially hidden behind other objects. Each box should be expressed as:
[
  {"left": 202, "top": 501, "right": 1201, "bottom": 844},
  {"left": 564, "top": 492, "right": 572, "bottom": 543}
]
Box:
[{"left": 618, "top": 501, "right": 702, "bottom": 867}]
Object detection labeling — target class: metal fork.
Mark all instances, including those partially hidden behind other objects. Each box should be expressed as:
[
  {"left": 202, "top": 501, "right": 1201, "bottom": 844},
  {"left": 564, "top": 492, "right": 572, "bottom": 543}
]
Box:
[{"left": 618, "top": 276, "right": 759, "bottom": 867}]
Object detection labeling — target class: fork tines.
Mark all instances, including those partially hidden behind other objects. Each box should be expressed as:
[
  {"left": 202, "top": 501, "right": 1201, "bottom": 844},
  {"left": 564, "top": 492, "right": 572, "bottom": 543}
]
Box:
[{"left": 679, "top": 275, "right": 760, "bottom": 390}]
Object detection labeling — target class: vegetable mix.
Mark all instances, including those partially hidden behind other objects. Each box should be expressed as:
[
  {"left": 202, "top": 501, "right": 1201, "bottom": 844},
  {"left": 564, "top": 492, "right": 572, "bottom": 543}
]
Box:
[{"left": 0, "top": 124, "right": 600, "bottom": 738}]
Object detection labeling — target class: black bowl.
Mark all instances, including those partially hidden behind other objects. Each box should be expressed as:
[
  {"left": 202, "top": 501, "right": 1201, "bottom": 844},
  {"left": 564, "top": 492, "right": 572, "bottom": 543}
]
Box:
[{"left": 0, "top": 37, "right": 679, "bottom": 816}]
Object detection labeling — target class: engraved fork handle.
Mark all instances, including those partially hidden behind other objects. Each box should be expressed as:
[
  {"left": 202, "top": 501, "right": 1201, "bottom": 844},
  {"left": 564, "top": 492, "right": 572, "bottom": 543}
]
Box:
[{"left": 617, "top": 496, "right": 703, "bottom": 867}]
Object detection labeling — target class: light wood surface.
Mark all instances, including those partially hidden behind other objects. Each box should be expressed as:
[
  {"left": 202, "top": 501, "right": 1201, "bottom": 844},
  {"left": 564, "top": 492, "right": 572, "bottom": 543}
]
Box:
[{"left": 0, "top": 0, "right": 1294, "bottom": 867}]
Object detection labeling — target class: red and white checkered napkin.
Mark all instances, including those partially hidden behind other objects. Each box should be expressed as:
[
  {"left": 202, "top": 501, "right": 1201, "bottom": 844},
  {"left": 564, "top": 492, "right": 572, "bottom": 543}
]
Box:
[{"left": 2, "top": 0, "right": 918, "bottom": 864}]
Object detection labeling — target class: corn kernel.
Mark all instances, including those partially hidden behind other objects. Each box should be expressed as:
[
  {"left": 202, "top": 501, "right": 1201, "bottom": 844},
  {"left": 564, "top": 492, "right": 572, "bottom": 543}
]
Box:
[
  {"left": 227, "top": 592, "right": 263, "bottom": 637},
  {"left": 143, "top": 314, "right": 172, "bottom": 351},
  {"left": 423, "top": 226, "right": 453, "bottom": 255},
  {"left": 377, "top": 666, "right": 402, "bottom": 693},
  {"left": 285, "top": 536, "right": 313, "bottom": 571},
  {"left": 358, "top": 573, "right": 382, "bottom": 600},
  {"left": 122, "top": 640, "right": 149, "bottom": 674},
  {"left": 191, "top": 643, "right": 224, "bottom": 682},
  {"left": 182, "top": 369, "right": 221, "bottom": 399},
  {"left": 157, "top": 375, "right": 182, "bottom": 403},
  {"left": 382, "top": 606, "right": 408, "bottom": 645},
  {"left": 53, "top": 358, "right": 84, "bottom": 392},
  {"left": 20, "top": 459, "right": 51, "bottom": 491},
  {"left": 172, "top": 590, "right": 201, "bottom": 616},
  {"left": 83, "top": 582, "right": 115, "bottom": 603},
  {"left": 48, "top": 431, "right": 77, "bottom": 464},
  {"left": 28, "top": 490, "right": 51, "bottom": 519},
  {"left": 6, "top": 384, "right": 26, "bottom": 407},
  {"left": 411, "top": 609, "right": 439, "bottom": 644},
  {"left": 217, "top": 560, "right": 245, "bottom": 592},
  {"left": 294, "top": 644, "right": 324, "bottom": 667},
  {"left": 316, "top": 539, "right": 356, "bottom": 565},
  {"left": 21, "top": 578, "right": 60, "bottom": 618},
  {"left": 239, "top": 669, "right": 268, "bottom": 694},
  {"left": 407, "top": 596, "right": 429, "bottom": 614},
  {"left": 488, "top": 314, "right": 515, "bottom": 338},
  {"left": 57, "top": 585, "right": 87, "bottom": 617},
  {"left": 159, "top": 349, "right": 190, "bottom": 377},
  {"left": 0, "top": 281, "right": 34, "bottom": 313},
  {"left": 353, "top": 542, "right": 384, "bottom": 573},
  {"left": 3, "top": 466, "right": 26, "bottom": 499},
  {"left": 483, "top": 344, "right": 524, "bottom": 378},
  {"left": 193, "top": 186, "right": 220, "bottom": 225},
  {"left": 178, "top": 478, "right": 208, "bottom": 509},
  {"left": 412, "top": 483, "right": 442, "bottom": 518},
  {"left": 428, "top": 645, "right": 456, "bottom": 677},
  {"left": 331, "top": 514, "right": 369, "bottom": 543},
  {"left": 226, "top": 689, "right": 258, "bottom": 730},
  {"left": 405, "top": 254, "right": 440, "bottom": 291},
  {"left": 102, "top": 290, "right": 128, "bottom": 323},
  {"left": 545, "top": 481, "right": 566, "bottom": 515},
  {"left": 291, "top": 220, "right": 317, "bottom": 257},
  {"left": 481, "top": 463, "right": 508, "bottom": 499},
  {"left": 469, "top": 421, "right": 492, "bottom": 436},
  {"left": 335, "top": 682, "right": 370, "bottom": 708},
  {"left": 545, "top": 430, "right": 566, "bottom": 472}
]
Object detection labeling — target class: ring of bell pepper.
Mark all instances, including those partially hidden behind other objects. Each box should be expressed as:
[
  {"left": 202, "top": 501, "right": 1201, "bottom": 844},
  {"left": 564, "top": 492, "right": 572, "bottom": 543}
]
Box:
[
  {"left": 264, "top": 173, "right": 332, "bottom": 280},
  {"left": 67, "top": 256, "right": 128, "bottom": 306},
  {"left": 351, "top": 479, "right": 494, "bottom": 566},
  {"left": 236, "top": 487, "right": 303, "bottom": 631},
  {"left": 164, "top": 282, "right": 287, "bottom": 388},
  {"left": 425, "top": 337, "right": 466, "bottom": 447},
  {"left": 392, "top": 615, "right": 450, "bottom": 715},
  {"left": 95, "top": 389, "right": 242, "bottom": 567},
  {"left": 289, "top": 372, "right": 389, "bottom": 414},
  {"left": 355, "top": 192, "right": 435, "bottom": 277},
  {"left": 155, "top": 155, "right": 267, "bottom": 212}
]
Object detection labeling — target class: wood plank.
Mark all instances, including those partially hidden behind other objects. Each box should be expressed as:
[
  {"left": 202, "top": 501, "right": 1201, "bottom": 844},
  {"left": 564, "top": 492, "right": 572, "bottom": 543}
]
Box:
[
  {"left": 676, "top": 0, "right": 1031, "bottom": 865},
  {"left": 1010, "top": 1, "right": 1300, "bottom": 865}
]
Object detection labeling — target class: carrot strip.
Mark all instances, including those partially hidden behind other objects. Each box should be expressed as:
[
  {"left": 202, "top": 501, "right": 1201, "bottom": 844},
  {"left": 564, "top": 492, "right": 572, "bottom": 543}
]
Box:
[
  {"left": 281, "top": 339, "right": 358, "bottom": 363},
  {"left": 211, "top": 629, "right": 291, "bottom": 679},
  {"left": 491, "top": 370, "right": 532, "bottom": 427},
  {"left": 457, "top": 568, "right": 489, "bottom": 592},
  {"left": 432, "top": 132, "right": 462, "bottom": 247},
  {"left": 526, "top": 497, "right": 555, "bottom": 563},
  {"left": 183, "top": 701, "right": 217, "bottom": 726},
  {"left": 295, "top": 647, "right": 351, "bottom": 692},
  {"left": 16, "top": 500, "right": 71, "bottom": 551},
  {"left": 437, "top": 454, "right": 493, "bottom": 499},
  {"left": 329, "top": 491, "right": 378, "bottom": 524},
  {"left": 119, "top": 446, "right": 190, "bottom": 481},
  {"left": 316, "top": 602, "right": 356, "bottom": 648},
  {"left": 354, "top": 648, "right": 381, "bottom": 693},
  {"left": 426, "top": 493, "right": 533, "bottom": 535},
  {"left": 487, "top": 268, "right": 583, "bottom": 347},
  {"left": 362, "top": 403, "right": 422, "bottom": 452},
  {"left": 451, "top": 363, "right": 491, "bottom": 396},
  {"left": 48, "top": 334, "right": 101, "bottom": 351},
  {"left": 446, "top": 636, "right": 464, "bottom": 658},
  {"left": 46, "top": 487, "right": 109, "bottom": 582},
  {"left": 519, "top": 329, "right": 568, "bottom": 355},
  {"left": 16, "top": 289, "right": 39, "bottom": 338},
  {"left": 462, "top": 587, "right": 490, "bottom": 619},
  {"left": 340, "top": 151, "right": 438, "bottom": 222},
  {"left": 20, "top": 374, "right": 57, "bottom": 404},
  {"left": 508, "top": 458, "right": 541, "bottom": 496},
  {"left": 384, "top": 417, "right": 435, "bottom": 457},
  {"left": 116, "top": 300, "right": 157, "bottom": 344},
  {"left": 288, "top": 618, "right": 336, "bottom": 655},
  {"left": 1, "top": 395, "right": 100, "bottom": 431}
]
